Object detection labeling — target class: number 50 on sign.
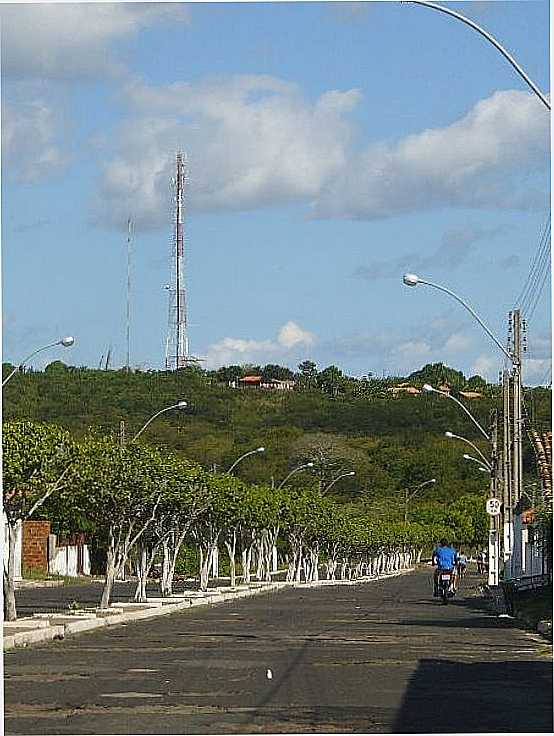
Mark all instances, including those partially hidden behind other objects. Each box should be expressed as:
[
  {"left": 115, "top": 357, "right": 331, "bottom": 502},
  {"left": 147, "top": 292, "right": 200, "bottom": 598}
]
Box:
[{"left": 486, "top": 498, "right": 502, "bottom": 516}]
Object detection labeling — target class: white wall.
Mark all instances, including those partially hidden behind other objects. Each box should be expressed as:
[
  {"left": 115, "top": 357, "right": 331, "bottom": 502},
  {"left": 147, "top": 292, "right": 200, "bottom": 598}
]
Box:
[{"left": 49, "top": 545, "right": 90, "bottom": 576}]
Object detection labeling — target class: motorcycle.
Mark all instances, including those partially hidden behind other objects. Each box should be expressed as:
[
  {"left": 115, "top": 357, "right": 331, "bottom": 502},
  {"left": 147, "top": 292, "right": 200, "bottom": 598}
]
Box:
[{"left": 437, "top": 568, "right": 456, "bottom": 604}]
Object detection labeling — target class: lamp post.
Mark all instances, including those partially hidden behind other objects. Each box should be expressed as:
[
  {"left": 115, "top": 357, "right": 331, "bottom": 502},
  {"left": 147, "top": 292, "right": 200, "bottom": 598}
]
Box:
[
  {"left": 407, "top": 1, "right": 551, "bottom": 111},
  {"left": 404, "top": 478, "right": 436, "bottom": 523},
  {"left": 422, "top": 384, "right": 490, "bottom": 441},
  {"left": 130, "top": 401, "right": 188, "bottom": 443},
  {"left": 227, "top": 447, "right": 265, "bottom": 474},
  {"left": 3, "top": 336, "right": 75, "bottom": 387},
  {"left": 323, "top": 471, "right": 355, "bottom": 495},
  {"left": 403, "top": 274, "right": 521, "bottom": 586},
  {"left": 277, "top": 462, "right": 314, "bottom": 489},
  {"left": 463, "top": 453, "right": 492, "bottom": 473},
  {"left": 445, "top": 430, "right": 491, "bottom": 468}
]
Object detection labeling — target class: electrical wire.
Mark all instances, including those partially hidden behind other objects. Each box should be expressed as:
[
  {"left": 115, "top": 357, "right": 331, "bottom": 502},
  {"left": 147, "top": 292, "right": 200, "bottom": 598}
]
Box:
[{"left": 515, "top": 216, "right": 551, "bottom": 320}]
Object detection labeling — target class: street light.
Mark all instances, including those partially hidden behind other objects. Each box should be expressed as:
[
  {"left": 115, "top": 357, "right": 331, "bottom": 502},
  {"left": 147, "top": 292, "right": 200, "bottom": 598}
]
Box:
[
  {"left": 277, "top": 462, "right": 314, "bottom": 489},
  {"left": 404, "top": 275, "right": 514, "bottom": 366},
  {"left": 323, "top": 471, "right": 355, "bottom": 495},
  {"left": 130, "top": 401, "right": 188, "bottom": 443},
  {"left": 445, "top": 431, "right": 491, "bottom": 467},
  {"left": 422, "top": 384, "right": 491, "bottom": 441},
  {"left": 227, "top": 446, "right": 265, "bottom": 474},
  {"left": 407, "top": 1, "right": 551, "bottom": 111},
  {"left": 463, "top": 453, "right": 492, "bottom": 473},
  {"left": 2, "top": 336, "right": 76, "bottom": 387},
  {"left": 404, "top": 478, "right": 436, "bottom": 522}
]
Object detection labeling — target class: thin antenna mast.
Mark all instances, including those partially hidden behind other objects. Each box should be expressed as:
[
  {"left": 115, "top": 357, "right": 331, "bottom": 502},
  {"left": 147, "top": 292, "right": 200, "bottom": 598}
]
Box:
[{"left": 126, "top": 218, "right": 133, "bottom": 372}]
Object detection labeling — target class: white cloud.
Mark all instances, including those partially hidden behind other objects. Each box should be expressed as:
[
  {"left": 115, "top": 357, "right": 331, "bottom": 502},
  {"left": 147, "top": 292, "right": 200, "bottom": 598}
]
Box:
[
  {"left": 444, "top": 333, "right": 472, "bottom": 353},
  {"left": 470, "top": 354, "right": 498, "bottom": 380},
  {"left": 93, "top": 75, "right": 360, "bottom": 228},
  {"left": 1, "top": 4, "right": 189, "bottom": 79},
  {"left": 523, "top": 358, "right": 552, "bottom": 385},
  {"left": 314, "top": 89, "right": 549, "bottom": 219},
  {"left": 393, "top": 340, "right": 432, "bottom": 357},
  {"left": 278, "top": 321, "right": 315, "bottom": 349},
  {"left": 94, "top": 84, "right": 548, "bottom": 227},
  {"left": 205, "top": 321, "right": 316, "bottom": 369},
  {"left": 2, "top": 93, "right": 69, "bottom": 181}
]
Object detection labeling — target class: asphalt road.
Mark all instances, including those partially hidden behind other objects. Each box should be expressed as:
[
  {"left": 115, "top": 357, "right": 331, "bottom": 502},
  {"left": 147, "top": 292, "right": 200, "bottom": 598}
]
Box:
[{"left": 4, "top": 569, "right": 552, "bottom": 734}]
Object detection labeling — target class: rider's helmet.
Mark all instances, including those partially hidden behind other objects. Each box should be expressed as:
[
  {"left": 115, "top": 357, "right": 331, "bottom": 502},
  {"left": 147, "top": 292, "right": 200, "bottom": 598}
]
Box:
[{"left": 440, "top": 538, "right": 448, "bottom": 546}]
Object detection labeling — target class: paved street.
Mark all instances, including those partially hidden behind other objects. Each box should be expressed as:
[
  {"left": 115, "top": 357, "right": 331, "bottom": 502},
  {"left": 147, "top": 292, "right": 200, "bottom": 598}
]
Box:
[{"left": 4, "top": 569, "right": 552, "bottom": 734}]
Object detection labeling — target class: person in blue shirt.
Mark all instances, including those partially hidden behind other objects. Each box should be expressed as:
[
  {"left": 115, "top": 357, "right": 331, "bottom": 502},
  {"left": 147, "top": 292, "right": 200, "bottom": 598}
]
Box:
[{"left": 432, "top": 539, "right": 457, "bottom": 596}]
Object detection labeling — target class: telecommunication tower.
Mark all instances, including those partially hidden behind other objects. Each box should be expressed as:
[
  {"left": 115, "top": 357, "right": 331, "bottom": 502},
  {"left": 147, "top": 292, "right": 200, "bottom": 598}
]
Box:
[{"left": 164, "top": 152, "right": 200, "bottom": 370}]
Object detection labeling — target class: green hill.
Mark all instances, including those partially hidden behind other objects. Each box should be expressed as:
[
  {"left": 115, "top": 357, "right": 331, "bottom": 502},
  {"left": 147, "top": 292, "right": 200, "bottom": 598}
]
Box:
[{"left": 3, "top": 360, "right": 550, "bottom": 520}]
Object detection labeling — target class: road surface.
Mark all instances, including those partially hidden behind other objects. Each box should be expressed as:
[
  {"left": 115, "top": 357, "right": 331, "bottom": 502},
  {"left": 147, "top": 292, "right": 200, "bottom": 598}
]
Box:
[{"left": 4, "top": 569, "right": 552, "bottom": 734}]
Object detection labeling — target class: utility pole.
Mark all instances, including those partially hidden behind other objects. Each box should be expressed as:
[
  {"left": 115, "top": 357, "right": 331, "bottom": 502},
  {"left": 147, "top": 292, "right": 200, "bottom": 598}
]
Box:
[
  {"left": 512, "top": 309, "right": 523, "bottom": 508},
  {"left": 488, "top": 409, "right": 500, "bottom": 586},
  {"left": 502, "top": 369, "right": 513, "bottom": 576}
]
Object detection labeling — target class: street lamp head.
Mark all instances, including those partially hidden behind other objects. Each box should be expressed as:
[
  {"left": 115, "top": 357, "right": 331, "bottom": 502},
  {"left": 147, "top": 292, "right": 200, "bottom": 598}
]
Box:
[
  {"left": 306, "top": 462, "right": 314, "bottom": 468},
  {"left": 422, "top": 383, "right": 435, "bottom": 393},
  {"left": 403, "top": 273, "right": 420, "bottom": 287},
  {"left": 256, "top": 446, "right": 265, "bottom": 453},
  {"left": 463, "top": 453, "right": 471, "bottom": 460},
  {"left": 177, "top": 400, "right": 188, "bottom": 409},
  {"left": 430, "top": 478, "right": 436, "bottom": 483},
  {"left": 60, "top": 336, "right": 75, "bottom": 347},
  {"left": 348, "top": 471, "right": 356, "bottom": 476},
  {"left": 445, "top": 431, "right": 454, "bottom": 438}
]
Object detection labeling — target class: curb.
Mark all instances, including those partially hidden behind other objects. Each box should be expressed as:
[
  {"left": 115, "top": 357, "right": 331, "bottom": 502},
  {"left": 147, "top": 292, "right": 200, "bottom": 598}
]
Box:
[
  {"left": 3, "top": 569, "right": 416, "bottom": 650},
  {"left": 3, "top": 582, "right": 284, "bottom": 650}
]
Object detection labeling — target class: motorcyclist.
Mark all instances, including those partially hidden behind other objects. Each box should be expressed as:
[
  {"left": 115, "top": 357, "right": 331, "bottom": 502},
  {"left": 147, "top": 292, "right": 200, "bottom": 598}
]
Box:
[{"left": 432, "top": 538, "right": 457, "bottom": 597}]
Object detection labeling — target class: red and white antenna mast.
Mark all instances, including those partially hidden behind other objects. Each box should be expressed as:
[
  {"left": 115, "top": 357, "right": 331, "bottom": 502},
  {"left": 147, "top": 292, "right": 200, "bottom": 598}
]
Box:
[{"left": 165, "top": 152, "right": 200, "bottom": 370}]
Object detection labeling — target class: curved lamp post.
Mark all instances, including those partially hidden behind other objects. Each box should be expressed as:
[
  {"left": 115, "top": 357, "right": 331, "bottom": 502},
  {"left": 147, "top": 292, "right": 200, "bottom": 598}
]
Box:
[
  {"left": 407, "top": 1, "right": 550, "bottom": 111},
  {"left": 403, "top": 274, "right": 515, "bottom": 366},
  {"left": 3, "top": 336, "right": 75, "bottom": 387},
  {"left": 277, "top": 462, "right": 314, "bottom": 489},
  {"left": 445, "top": 431, "right": 491, "bottom": 467},
  {"left": 130, "top": 401, "right": 188, "bottom": 443},
  {"left": 323, "top": 471, "right": 355, "bottom": 495},
  {"left": 422, "top": 383, "right": 491, "bottom": 441},
  {"left": 227, "top": 446, "right": 265, "bottom": 474},
  {"left": 404, "top": 478, "right": 436, "bottom": 522},
  {"left": 463, "top": 453, "right": 492, "bottom": 473}
]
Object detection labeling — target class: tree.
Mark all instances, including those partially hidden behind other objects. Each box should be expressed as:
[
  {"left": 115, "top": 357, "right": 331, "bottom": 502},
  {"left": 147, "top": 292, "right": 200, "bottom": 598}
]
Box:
[
  {"left": 261, "top": 364, "right": 294, "bottom": 382},
  {"left": 318, "top": 365, "right": 345, "bottom": 398},
  {"left": 3, "top": 421, "right": 76, "bottom": 620},
  {"left": 68, "top": 436, "right": 166, "bottom": 608},
  {"left": 296, "top": 360, "right": 318, "bottom": 389}
]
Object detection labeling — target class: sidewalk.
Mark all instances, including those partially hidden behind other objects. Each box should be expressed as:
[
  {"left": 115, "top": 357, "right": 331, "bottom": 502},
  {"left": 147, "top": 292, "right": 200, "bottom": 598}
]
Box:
[{"left": 4, "top": 568, "right": 414, "bottom": 650}]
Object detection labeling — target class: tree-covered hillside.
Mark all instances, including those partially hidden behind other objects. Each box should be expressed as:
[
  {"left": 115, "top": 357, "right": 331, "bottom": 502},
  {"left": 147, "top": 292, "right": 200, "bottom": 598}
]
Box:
[{"left": 3, "top": 360, "right": 550, "bottom": 520}]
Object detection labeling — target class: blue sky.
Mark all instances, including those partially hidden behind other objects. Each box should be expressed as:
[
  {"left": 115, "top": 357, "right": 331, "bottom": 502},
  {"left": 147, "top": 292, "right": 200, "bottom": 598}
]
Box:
[{"left": 1, "top": 1, "right": 550, "bottom": 384}]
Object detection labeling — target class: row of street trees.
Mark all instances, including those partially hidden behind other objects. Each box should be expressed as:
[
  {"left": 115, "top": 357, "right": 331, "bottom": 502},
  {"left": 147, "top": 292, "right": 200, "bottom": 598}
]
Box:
[{"left": 3, "top": 420, "right": 485, "bottom": 621}]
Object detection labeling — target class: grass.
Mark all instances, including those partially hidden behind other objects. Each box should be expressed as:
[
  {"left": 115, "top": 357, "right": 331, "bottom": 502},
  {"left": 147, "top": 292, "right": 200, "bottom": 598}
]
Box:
[{"left": 22, "top": 568, "right": 92, "bottom": 586}]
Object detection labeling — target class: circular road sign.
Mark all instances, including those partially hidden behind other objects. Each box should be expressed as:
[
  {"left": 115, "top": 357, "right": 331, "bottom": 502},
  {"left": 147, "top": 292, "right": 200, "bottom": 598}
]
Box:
[{"left": 486, "top": 498, "right": 502, "bottom": 516}]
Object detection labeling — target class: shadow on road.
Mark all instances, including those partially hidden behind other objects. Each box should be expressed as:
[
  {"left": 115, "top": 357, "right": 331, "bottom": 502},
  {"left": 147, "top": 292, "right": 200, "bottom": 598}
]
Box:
[{"left": 393, "top": 658, "right": 553, "bottom": 733}]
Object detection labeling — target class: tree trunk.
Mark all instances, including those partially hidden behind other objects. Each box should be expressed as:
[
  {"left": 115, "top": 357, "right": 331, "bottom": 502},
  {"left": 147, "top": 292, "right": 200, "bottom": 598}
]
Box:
[
  {"left": 225, "top": 530, "right": 237, "bottom": 588},
  {"left": 199, "top": 544, "right": 213, "bottom": 591},
  {"left": 100, "top": 545, "right": 117, "bottom": 609},
  {"left": 4, "top": 522, "right": 18, "bottom": 621},
  {"left": 134, "top": 544, "right": 149, "bottom": 602},
  {"left": 160, "top": 537, "right": 172, "bottom": 597}
]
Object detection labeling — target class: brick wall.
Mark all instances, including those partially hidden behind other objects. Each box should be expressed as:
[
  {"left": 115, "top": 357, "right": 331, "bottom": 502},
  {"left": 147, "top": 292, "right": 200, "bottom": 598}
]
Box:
[{"left": 22, "top": 520, "right": 51, "bottom": 572}]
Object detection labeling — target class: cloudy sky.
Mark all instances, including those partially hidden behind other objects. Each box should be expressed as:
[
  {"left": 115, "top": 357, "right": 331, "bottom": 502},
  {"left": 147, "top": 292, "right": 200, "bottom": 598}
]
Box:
[{"left": 1, "top": 1, "right": 550, "bottom": 383}]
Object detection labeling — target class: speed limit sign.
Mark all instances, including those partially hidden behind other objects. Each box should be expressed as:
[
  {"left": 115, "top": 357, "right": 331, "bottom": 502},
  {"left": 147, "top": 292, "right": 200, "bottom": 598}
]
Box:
[{"left": 486, "top": 498, "right": 502, "bottom": 516}]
